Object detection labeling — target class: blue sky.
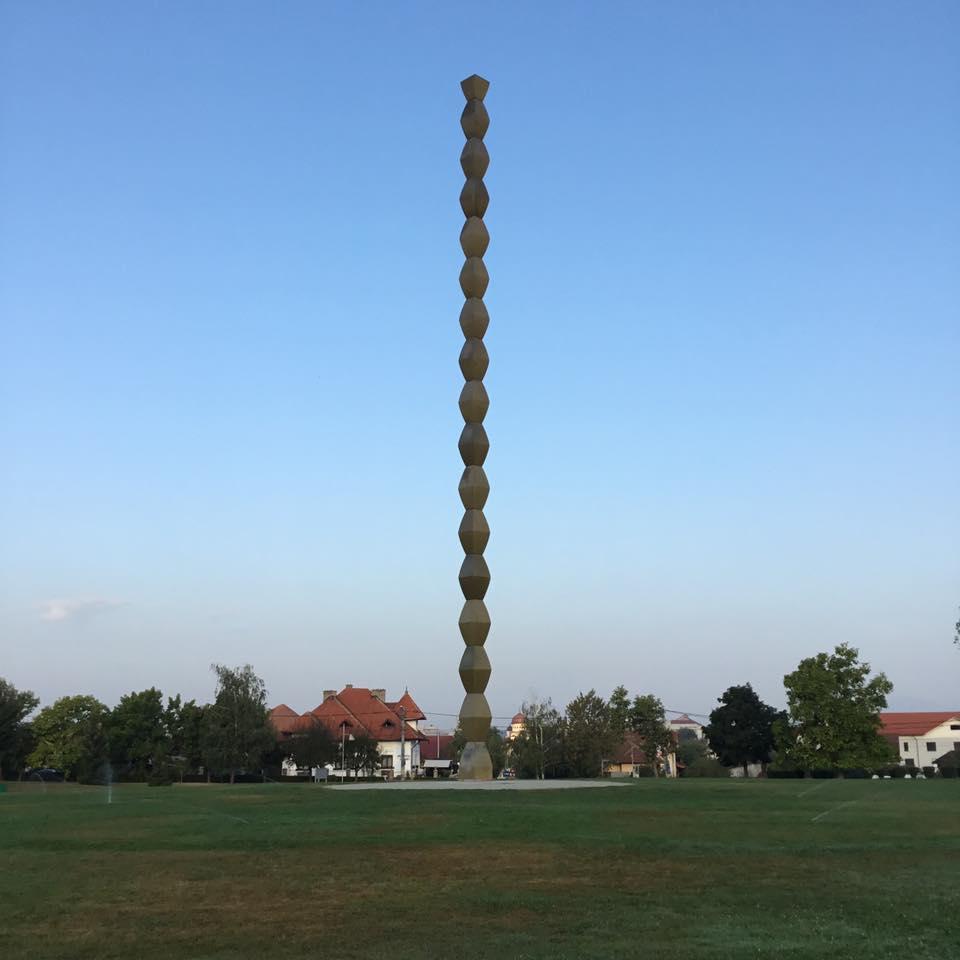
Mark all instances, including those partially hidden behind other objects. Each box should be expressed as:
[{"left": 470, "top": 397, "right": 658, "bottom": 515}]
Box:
[{"left": 2, "top": 2, "right": 958, "bottom": 724}]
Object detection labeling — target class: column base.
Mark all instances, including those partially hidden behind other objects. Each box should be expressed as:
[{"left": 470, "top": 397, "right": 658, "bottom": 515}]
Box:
[{"left": 459, "top": 741, "right": 493, "bottom": 780}]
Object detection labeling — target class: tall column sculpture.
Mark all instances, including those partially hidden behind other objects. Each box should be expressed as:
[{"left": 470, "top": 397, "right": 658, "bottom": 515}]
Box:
[{"left": 456, "top": 74, "right": 493, "bottom": 780}]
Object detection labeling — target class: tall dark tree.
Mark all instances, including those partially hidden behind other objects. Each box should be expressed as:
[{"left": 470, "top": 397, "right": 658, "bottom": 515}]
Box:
[
  {"left": 608, "top": 685, "right": 631, "bottom": 742},
  {"left": 284, "top": 717, "right": 338, "bottom": 772},
  {"left": 342, "top": 733, "right": 381, "bottom": 779},
  {"left": 165, "top": 696, "right": 207, "bottom": 780},
  {"left": 704, "top": 684, "right": 782, "bottom": 777},
  {"left": 0, "top": 678, "right": 39, "bottom": 779},
  {"left": 108, "top": 687, "right": 167, "bottom": 777},
  {"left": 565, "top": 690, "right": 614, "bottom": 778},
  {"left": 29, "top": 695, "right": 109, "bottom": 780},
  {"left": 629, "top": 694, "right": 673, "bottom": 776},
  {"left": 202, "top": 664, "right": 275, "bottom": 784},
  {"left": 777, "top": 643, "right": 895, "bottom": 774}
]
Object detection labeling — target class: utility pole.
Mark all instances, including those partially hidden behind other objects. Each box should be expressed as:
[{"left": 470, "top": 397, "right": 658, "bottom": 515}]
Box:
[{"left": 399, "top": 705, "right": 407, "bottom": 780}]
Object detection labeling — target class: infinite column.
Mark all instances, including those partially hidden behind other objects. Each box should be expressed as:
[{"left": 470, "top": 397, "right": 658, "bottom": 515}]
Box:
[{"left": 456, "top": 74, "right": 493, "bottom": 780}]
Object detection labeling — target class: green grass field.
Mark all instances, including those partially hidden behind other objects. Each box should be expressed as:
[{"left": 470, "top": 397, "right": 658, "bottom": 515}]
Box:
[{"left": 1, "top": 779, "right": 957, "bottom": 959}]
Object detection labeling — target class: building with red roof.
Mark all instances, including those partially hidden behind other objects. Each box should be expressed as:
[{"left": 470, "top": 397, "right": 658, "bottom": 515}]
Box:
[
  {"left": 668, "top": 714, "right": 704, "bottom": 740},
  {"left": 879, "top": 711, "right": 960, "bottom": 770},
  {"left": 605, "top": 730, "right": 678, "bottom": 779},
  {"left": 269, "top": 686, "right": 428, "bottom": 779}
]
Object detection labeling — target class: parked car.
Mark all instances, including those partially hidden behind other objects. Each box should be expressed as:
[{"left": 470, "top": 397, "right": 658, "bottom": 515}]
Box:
[{"left": 27, "top": 768, "right": 64, "bottom": 782}]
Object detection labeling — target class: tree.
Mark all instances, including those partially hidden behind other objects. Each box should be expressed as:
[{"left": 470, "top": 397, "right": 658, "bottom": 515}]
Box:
[
  {"left": 777, "top": 643, "right": 895, "bottom": 775},
  {"left": 509, "top": 699, "right": 564, "bottom": 780},
  {"left": 0, "top": 678, "right": 39, "bottom": 779},
  {"left": 704, "top": 684, "right": 782, "bottom": 777},
  {"left": 284, "top": 717, "right": 338, "bottom": 772},
  {"left": 343, "top": 733, "right": 381, "bottom": 779},
  {"left": 564, "top": 690, "right": 614, "bottom": 778},
  {"left": 108, "top": 687, "right": 167, "bottom": 777},
  {"left": 608, "top": 685, "right": 631, "bottom": 742},
  {"left": 164, "top": 696, "right": 206, "bottom": 781},
  {"left": 202, "top": 664, "right": 275, "bottom": 783},
  {"left": 28, "top": 695, "right": 109, "bottom": 780},
  {"left": 676, "top": 736, "right": 710, "bottom": 770},
  {"left": 452, "top": 723, "right": 507, "bottom": 777},
  {"left": 629, "top": 694, "right": 673, "bottom": 776}
]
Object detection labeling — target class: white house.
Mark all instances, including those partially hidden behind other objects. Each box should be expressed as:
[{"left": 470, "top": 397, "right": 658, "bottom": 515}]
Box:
[{"left": 880, "top": 712, "right": 960, "bottom": 770}]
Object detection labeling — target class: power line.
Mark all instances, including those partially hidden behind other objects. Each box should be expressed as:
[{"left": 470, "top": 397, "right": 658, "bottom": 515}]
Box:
[{"left": 420, "top": 706, "right": 711, "bottom": 722}]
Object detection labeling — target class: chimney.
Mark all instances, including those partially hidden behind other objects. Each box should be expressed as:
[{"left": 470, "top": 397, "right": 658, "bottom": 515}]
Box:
[
  {"left": 345, "top": 683, "right": 353, "bottom": 689},
  {"left": 371, "top": 688, "right": 386, "bottom": 701},
  {"left": 323, "top": 689, "right": 336, "bottom": 700}
]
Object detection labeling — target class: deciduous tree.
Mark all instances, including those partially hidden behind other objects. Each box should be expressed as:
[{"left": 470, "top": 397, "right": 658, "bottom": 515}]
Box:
[
  {"left": 284, "top": 717, "right": 338, "bottom": 772},
  {"left": 108, "top": 687, "right": 167, "bottom": 777},
  {"left": 608, "top": 685, "right": 631, "bottom": 742},
  {"left": 165, "top": 696, "right": 206, "bottom": 780},
  {"left": 28, "top": 695, "right": 109, "bottom": 780},
  {"left": 629, "top": 694, "right": 673, "bottom": 776},
  {"left": 0, "top": 678, "right": 39, "bottom": 779},
  {"left": 343, "top": 733, "right": 381, "bottom": 779},
  {"left": 564, "top": 690, "right": 614, "bottom": 778},
  {"left": 705, "top": 684, "right": 782, "bottom": 777},
  {"left": 777, "top": 643, "right": 895, "bottom": 774},
  {"left": 510, "top": 699, "right": 564, "bottom": 780},
  {"left": 202, "top": 664, "right": 274, "bottom": 784}
]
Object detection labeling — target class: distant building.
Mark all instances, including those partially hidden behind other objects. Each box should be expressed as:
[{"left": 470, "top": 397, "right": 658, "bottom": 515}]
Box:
[
  {"left": 419, "top": 730, "right": 456, "bottom": 778},
  {"left": 269, "top": 685, "right": 427, "bottom": 779},
  {"left": 605, "top": 730, "right": 678, "bottom": 779},
  {"left": 669, "top": 714, "right": 704, "bottom": 740},
  {"left": 880, "top": 712, "right": 960, "bottom": 770},
  {"left": 505, "top": 712, "right": 525, "bottom": 741}
]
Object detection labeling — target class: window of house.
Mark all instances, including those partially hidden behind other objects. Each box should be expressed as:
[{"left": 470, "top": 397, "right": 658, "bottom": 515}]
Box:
[
  {"left": 951, "top": 724, "right": 960, "bottom": 731},
  {"left": 926, "top": 742, "right": 937, "bottom": 751},
  {"left": 381, "top": 755, "right": 393, "bottom": 769},
  {"left": 902, "top": 742, "right": 910, "bottom": 752}
]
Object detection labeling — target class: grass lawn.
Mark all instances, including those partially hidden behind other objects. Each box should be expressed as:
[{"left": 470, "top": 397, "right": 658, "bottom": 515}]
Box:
[{"left": 1, "top": 778, "right": 957, "bottom": 959}]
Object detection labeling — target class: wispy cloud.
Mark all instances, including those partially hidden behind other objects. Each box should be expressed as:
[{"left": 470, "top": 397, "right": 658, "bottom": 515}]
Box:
[{"left": 40, "top": 599, "right": 128, "bottom": 623}]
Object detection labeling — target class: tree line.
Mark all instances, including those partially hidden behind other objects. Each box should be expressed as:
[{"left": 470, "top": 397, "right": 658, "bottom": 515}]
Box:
[
  {"left": 0, "top": 642, "right": 940, "bottom": 783},
  {"left": 464, "top": 643, "right": 911, "bottom": 779},
  {"left": 0, "top": 664, "right": 280, "bottom": 784}
]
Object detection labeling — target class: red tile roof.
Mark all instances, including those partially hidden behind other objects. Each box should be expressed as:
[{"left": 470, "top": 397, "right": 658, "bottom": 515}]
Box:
[
  {"left": 312, "top": 687, "right": 426, "bottom": 742},
  {"left": 269, "top": 688, "right": 428, "bottom": 742},
  {"left": 268, "top": 704, "right": 302, "bottom": 735},
  {"left": 669, "top": 714, "right": 699, "bottom": 726},
  {"left": 510, "top": 712, "right": 524, "bottom": 725},
  {"left": 879, "top": 712, "right": 960, "bottom": 737},
  {"left": 609, "top": 730, "right": 678, "bottom": 764},
  {"left": 387, "top": 690, "right": 426, "bottom": 721}
]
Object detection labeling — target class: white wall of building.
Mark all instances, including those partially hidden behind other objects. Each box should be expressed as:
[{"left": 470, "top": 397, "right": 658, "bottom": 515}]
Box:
[{"left": 896, "top": 719, "right": 960, "bottom": 769}]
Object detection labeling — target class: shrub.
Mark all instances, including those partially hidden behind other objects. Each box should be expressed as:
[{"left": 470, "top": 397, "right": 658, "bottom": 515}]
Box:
[
  {"left": 922, "top": 766, "right": 936, "bottom": 777},
  {"left": 939, "top": 765, "right": 958, "bottom": 779},
  {"left": 889, "top": 766, "right": 907, "bottom": 779},
  {"left": 684, "top": 757, "right": 728, "bottom": 778},
  {"left": 633, "top": 766, "right": 656, "bottom": 778}
]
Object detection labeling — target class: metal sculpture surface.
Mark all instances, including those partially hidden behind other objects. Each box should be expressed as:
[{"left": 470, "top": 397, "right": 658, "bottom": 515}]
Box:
[{"left": 456, "top": 74, "right": 493, "bottom": 780}]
